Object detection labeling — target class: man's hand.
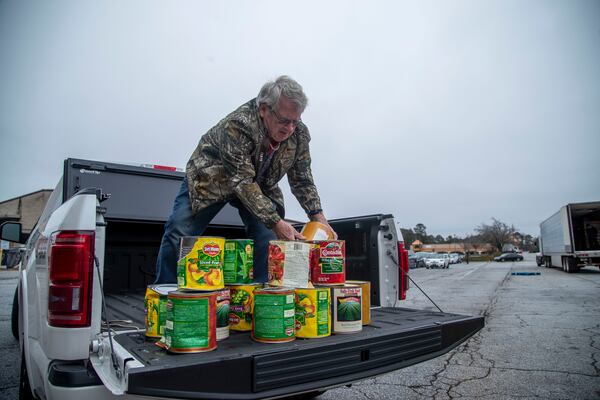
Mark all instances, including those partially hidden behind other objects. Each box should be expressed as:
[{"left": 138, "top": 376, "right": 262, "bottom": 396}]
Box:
[
  {"left": 273, "top": 220, "right": 306, "bottom": 241},
  {"left": 310, "top": 212, "right": 338, "bottom": 239}
]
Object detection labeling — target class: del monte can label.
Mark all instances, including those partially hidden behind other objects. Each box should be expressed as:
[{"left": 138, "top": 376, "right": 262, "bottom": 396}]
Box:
[
  {"left": 177, "top": 237, "right": 225, "bottom": 291},
  {"left": 203, "top": 242, "right": 221, "bottom": 257}
]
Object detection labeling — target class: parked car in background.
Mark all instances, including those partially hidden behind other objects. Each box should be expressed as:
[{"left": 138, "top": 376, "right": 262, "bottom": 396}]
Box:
[
  {"left": 414, "top": 252, "right": 427, "bottom": 268},
  {"left": 423, "top": 253, "right": 450, "bottom": 269},
  {"left": 408, "top": 251, "right": 426, "bottom": 269},
  {"left": 494, "top": 252, "right": 524, "bottom": 262},
  {"left": 449, "top": 253, "right": 460, "bottom": 264},
  {"left": 440, "top": 253, "right": 452, "bottom": 266},
  {"left": 1, "top": 247, "right": 25, "bottom": 268},
  {"left": 408, "top": 250, "right": 417, "bottom": 269}
]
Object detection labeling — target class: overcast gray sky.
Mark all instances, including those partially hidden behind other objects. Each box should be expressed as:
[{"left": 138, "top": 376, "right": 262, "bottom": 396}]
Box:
[{"left": 1, "top": 0, "right": 599, "bottom": 238}]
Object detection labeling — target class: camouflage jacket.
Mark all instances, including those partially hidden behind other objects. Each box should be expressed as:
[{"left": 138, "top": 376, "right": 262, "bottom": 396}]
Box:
[{"left": 186, "top": 99, "right": 323, "bottom": 228}]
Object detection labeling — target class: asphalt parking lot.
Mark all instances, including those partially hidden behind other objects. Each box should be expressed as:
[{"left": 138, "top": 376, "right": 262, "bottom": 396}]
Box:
[
  {"left": 321, "top": 254, "right": 600, "bottom": 399},
  {"left": 1, "top": 254, "right": 599, "bottom": 399}
]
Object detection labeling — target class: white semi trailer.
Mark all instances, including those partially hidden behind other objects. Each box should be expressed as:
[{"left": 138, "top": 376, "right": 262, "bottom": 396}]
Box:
[{"left": 539, "top": 201, "right": 600, "bottom": 273}]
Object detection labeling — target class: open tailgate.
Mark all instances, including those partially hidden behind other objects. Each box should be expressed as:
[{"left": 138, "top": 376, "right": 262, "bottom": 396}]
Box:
[{"left": 94, "top": 302, "right": 483, "bottom": 399}]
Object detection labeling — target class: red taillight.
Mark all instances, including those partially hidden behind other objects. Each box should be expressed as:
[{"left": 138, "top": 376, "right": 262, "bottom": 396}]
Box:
[
  {"left": 398, "top": 242, "right": 409, "bottom": 300},
  {"left": 48, "top": 231, "right": 94, "bottom": 327}
]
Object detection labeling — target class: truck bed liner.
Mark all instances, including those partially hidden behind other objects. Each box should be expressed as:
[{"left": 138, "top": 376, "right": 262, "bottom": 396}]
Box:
[{"left": 105, "top": 294, "right": 483, "bottom": 399}]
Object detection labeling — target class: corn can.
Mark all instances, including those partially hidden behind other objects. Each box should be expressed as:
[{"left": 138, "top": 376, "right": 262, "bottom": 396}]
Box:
[
  {"left": 309, "top": 240, "right": 346, "bottom": 285},
  {"left": 223, "top": 239, "right": 254, "bottom": 284},
  {"left": 295, "top": 287, "right": 331, "bottom": 338},
  {"left": 346, "top": 280, "right": 371, "bottom": 325},
  {"left": 161, "top": 290, "right": 217, "bottom": 353},
  {"left": 216, "top": 288, "right": 230, "bottom": 341},
  {"left": 144, "top": 284, "right": 177, "bottom": 338},
  {"left": 268, "top": 240, "right": 311, "bottom": 288},
  {"left": 177, "top": 236, "right": 225, "bottom": 291},
  {"left": 329, "top": 284, "right": 363, "bottom": 334},
  {"left": 228, "top": 283, "right": 262, "bottom": 331},
  {"left": 252, "top": 287, "right": 296, "bottom": 343}
]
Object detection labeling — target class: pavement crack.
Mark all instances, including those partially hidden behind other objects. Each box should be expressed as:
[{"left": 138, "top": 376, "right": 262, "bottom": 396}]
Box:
[{"left": 583, "top": 323, "right": 600, "bottom": 376}]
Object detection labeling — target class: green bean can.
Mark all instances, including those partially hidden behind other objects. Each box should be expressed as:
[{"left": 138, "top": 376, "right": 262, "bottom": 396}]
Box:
[
  {"left": 223, "top": 239, "right": 254, "bottom": 284},
  {"left": 161, "top": 290, "right": 217, "bottom": 353},
  {"left": 252, "top": 287, "right": 296, "bottom": 343}
]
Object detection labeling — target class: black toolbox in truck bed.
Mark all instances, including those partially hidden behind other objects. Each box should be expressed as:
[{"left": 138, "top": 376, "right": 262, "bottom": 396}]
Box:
[{"left": 106, "top": 293, "right": 483, "bottom": 399}]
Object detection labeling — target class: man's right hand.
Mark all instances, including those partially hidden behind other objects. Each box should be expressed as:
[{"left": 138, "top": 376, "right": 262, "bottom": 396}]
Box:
[{"left": 273, "top": 220, "right": 306, "bottom": 241}]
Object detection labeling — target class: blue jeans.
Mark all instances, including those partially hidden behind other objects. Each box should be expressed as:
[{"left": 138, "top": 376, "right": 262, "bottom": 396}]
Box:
[{"left": 154, "top": 177, "right": 277, "bottom": 284}]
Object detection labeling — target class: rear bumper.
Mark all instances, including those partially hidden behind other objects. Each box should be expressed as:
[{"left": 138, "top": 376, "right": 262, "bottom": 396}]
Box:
[{"left": 118, "top": 308, "right": 484, "bottom": 400}]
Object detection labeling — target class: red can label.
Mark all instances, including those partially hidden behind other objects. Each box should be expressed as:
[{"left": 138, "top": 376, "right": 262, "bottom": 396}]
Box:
[{"left": 310, "top": 240, "right": 346, "bottom": 284}]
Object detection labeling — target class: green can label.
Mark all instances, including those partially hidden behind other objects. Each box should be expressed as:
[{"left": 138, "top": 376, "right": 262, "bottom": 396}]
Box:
[
  {"left": 316, "top": 290, "right": 330, "bottom": 335},
  {"left": 253, "top": 293, "right": 295, "bottom": 340},
  {"left": 165, "top": 297, "right": 210, "bottom": 349},
  {"left": 224, "top": 240, "right": 254, "bottom": 284},
  {"left": 321, "top": 258, "right": 344, "bottom": 274}
]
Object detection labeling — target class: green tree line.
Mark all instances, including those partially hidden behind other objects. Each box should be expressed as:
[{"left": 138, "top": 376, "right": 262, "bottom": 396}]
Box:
[{"left": 400, "top": 218, "right": 538, "bottom": 252}]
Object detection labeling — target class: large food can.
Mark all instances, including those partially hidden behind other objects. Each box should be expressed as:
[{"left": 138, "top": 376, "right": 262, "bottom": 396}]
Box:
[
  {"left": 295, "top": 287, "right": 331, "bottom": 338},
  {"left": 162, "top": 290, "right": 217, "bottom": 353},
  {"left": 177, "top": 236, "right": 225, "bottom": 291},
  {"left": 346, "top": 280, "right": 371, "bottom": 325},
  {"left": 144, "top": 284, "right": 177, "bottom": 338},
  {"left": 216, "top": 288, "right": 230, "bottom": 341},
  {"left": 228, "top": 283, "right": 262, "bottom": 331},
  {"left": 329, "top": 284, "right": 363, "bottom": 334},
  {"left": 268, "top": 241, "right": 311, "bottom": 288},
  {"left": 223, "top": 239, "right": 254, "bottom": 284},
  {"left": 252, "top": 287, "right": 296, "bottom": 343},
  {"left": 310, "top": 240, "right": 346, "bottom": 285},
  {"left": 301, "top": 221, "right": 334, "bottom": 241}
]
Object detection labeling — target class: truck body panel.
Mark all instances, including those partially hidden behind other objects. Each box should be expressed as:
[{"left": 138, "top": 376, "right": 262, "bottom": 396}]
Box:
[
  {"left": 11, "top": 158, "right": 484, "bottom": 399},
  {"left": 539, "top": 201, "right": 600, "bottom": 272}
]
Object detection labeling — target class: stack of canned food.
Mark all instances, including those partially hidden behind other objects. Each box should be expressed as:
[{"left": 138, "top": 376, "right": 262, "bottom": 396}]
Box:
[{"left": 144, "top": 222, "right": 371, "bottom": 353}]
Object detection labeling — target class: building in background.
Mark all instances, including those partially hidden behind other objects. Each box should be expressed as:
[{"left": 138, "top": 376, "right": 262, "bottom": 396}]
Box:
[
  {"left": 411, "top": 240, "right": 494, "bottom": 255},
  {"left": 0, "top": 190, "right": 51, "bottom": 265}
]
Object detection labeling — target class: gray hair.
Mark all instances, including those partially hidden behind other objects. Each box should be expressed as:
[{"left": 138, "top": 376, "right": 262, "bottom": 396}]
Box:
[{"left": 256, "top": 75, "right": 308, "bottom": 113}]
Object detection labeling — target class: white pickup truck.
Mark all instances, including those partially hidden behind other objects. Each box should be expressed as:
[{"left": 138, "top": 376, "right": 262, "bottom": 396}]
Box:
[{"left": 2, "top": 158, "right": 483, "bottom": 400}]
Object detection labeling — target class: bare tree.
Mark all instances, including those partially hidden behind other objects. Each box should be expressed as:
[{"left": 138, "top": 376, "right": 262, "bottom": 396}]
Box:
[
  {"left": 414, "top": 223, "right": 427, "bottom": 242},
  {"left": 475, "top": 218, "right": 517, "bottom": 253}
]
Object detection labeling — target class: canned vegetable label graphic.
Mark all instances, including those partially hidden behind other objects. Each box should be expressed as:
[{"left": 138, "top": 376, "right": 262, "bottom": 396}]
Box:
[
  {"left": 252, "top": 288, "right": 295, "bottom": 343},
  {"left": 177, "top": 237, "right": 225, "bottom": 290},
  {"left": 223, "top": 239, "right": 254, "bottom": 284},
  {"left": 295, "top": 287, "right": 331, "bottom": 338}
]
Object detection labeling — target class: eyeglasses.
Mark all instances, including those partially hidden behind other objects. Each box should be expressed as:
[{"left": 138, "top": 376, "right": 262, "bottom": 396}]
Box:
[{"left": 269, "top": 107, "right": 301, "bottom": 128}]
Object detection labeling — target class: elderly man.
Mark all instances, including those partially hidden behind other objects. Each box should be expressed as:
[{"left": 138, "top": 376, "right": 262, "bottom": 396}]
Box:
[{"left": 154, "top": 75, "right": 336, "bottom": 284}]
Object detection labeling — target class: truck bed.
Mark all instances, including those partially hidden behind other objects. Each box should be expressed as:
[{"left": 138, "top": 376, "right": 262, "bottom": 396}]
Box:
[{"left": 105, "top": 293, "right": 484, "bottom": 400}]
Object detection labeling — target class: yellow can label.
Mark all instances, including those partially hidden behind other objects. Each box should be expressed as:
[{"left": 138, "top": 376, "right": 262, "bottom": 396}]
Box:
[
  {"left": 177, "top": 237, "right": 225, "bottom": 290},
  {"left": 229, "top": 284, "right": 260, "bottom": 331},
  {"left": 145, "top": 284, "right": 177, "bottom": 338},
  {"left": 295, "top": 288, "right": 331, "bottom": 338}
]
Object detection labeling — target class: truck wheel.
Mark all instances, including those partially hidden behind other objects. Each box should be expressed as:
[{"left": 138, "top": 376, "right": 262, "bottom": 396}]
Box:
[
  {"left": 12, "top": 286, "right": 19, "bottom": 340},
  {"left": 19, "top": 349, "right": 35, "bottom": 400},
  {"left": 567, "top": 258, "right": 580, "bottom": 273}
]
